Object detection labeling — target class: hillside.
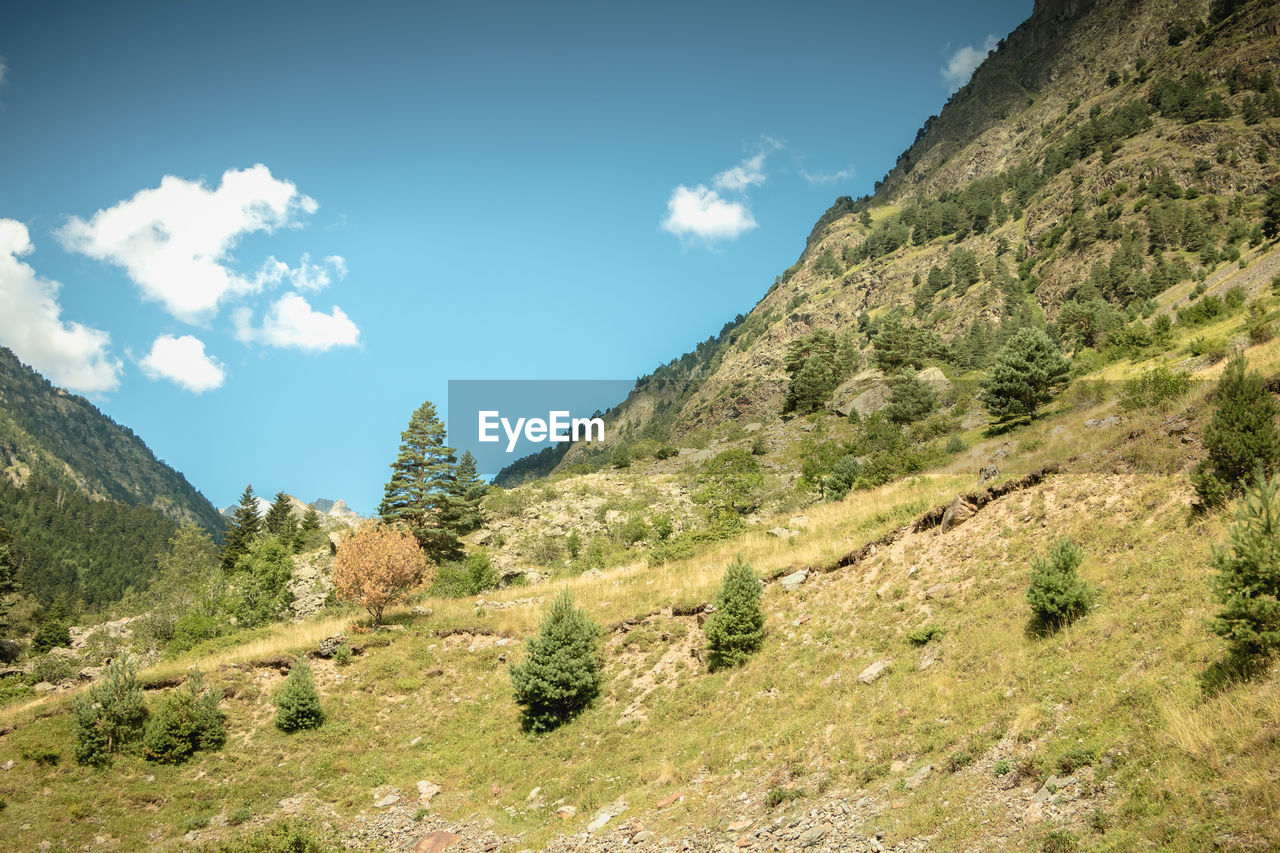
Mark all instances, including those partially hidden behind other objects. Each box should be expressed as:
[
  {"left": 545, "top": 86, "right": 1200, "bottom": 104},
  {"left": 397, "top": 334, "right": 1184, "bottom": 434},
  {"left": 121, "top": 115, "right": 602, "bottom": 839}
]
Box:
[
  {"left": 0, "top": 346, "right": 224, "bottom": 531},
  {"left": 4, "top": 1, "right": 1280, "bottom": 851},
  {"left": 545, "top": 0, "right": 1280, "bottom": 459}
]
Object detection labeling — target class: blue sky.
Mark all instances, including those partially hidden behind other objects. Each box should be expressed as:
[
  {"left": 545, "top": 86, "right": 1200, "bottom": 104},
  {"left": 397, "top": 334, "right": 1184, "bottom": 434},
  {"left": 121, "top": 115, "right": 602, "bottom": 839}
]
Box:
[{"left": 0, "top": 0, "right": 1029, "bottom": 514}]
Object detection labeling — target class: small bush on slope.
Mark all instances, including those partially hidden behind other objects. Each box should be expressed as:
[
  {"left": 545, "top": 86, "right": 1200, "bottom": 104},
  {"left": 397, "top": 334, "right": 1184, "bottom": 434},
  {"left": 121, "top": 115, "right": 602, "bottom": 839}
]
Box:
[
  {"left": 509, "top": 591, "right": 601, "bottom": 733},
  {"left": 705, "top": 556, "right": 765, "bottom": 671}
]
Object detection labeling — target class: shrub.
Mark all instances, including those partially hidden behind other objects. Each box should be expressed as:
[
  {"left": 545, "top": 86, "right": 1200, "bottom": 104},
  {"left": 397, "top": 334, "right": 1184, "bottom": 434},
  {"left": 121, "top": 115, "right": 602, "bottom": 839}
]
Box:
[
  {"left": 611, "top": 443, "right": 631, "bottom": 468},
  {"left": 31, "top": 611, "right": 70, "bottom": 654},
  {"left": 274, "top": 659, "right": 325, "bottom": 733},
  {"left": 509, "top": 591, "right": 601, "bottom": 733},
  {"left": 704, "top": 557, "right": 765, "bottom": 671},
  {"left": 1208, "top": 467, "right": 1280, "bottom": 664},
  {"left": 1119, "top": 365, "right": 1192, "bottom": 411},
  {"left": 142, "top": 668, "right": 226, "bottom": 764},
  {"left": 946, "top": 750, "right": 974, "bottom": 772},
  {"left": 654, "top": 444, "right": 678, "bottom": 461},
  {"left": 822, "top": 454, "right": 863, "bottom": 501},
  {"left": 331, "top": 644, "right": 353, "bottom": 666},
  {"left": 202, "top": 820, "right": 330, "bottom": 853},
  {"left": 1191, "top": 354, "right": 1280, "bottom": 507},
  {"left": 994, "top": 759, "right": 1012, "bottom": 776},
  {"left": 944, "top": 434, "right": 967, "bottom": 454},
  {"left": 884, "top": 372, "right": 938, "bottom": 425},
  {"left": 764, "top": 786, "right": 804, "bottom": 808},
  {"left": 27, "top": 652, "right": 76, "bottom": 685},
  {"left": 980, "top": 328, "right": 1070, "bottom": 423},
  {"left": 907, "top": 625, "right": 944, "bottom": 646},
  {"left": 72, "top": 656, "right": 148, "bottom": 767},
  {"left": 1027, "top": 537, "right": 1094, "bottom": 631},
  {"left": 333, "top": 523, "right": 431, "bottom": 626}
]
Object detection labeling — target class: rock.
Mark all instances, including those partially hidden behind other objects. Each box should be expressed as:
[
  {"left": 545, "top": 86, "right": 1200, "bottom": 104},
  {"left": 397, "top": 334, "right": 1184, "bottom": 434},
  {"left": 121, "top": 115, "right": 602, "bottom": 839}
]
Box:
[
  {"left": 727, "top": 819, "right": 752, "bottom": 832},
  {"left": 587, "top": 801, "right": 627, "bottom": 832},
  {"left": 904, "top": 764, "right": 932, "bottom": 790},
  {"left": 1023, "top": 801, "right": 1045, "bottom": 823},
  {"left": 767, "top": 527, "right": 797, "bottom": 539},
  {"left": 526, "top": 786, "right": 541, "bottom": 802},
  {"left": 788, "top": 515, "right": 809, "bottom": 529},
  {"left": 417, "top": 780, "right": 441, "bottom": 803},
  {"left": 605, "top": 510, "right": 622, "bottom": 523},
  {"left": 373, "top": 793, "right": 400, "bottom": 808},
  {"left": 77, "top": 667, "right": 103, "bottom": 681},
  {"left": 919, "top": 651, "right": 937, "bottom": 671},
  {"left": 1, "top": 760, "right": 12, "bottom": 771},
  {"left": 779, "top": 569, "right": 809, "bottom": 592},
  {"left": 857, "top": 660, "right": 891, "bottom": 684},
  {"left": 798, "top": 825, "right": 828, "bottom": 846},
  {"left": 939, "top": 495, "right": 976, "bottom": 533},
  {"left": 1033, "top": 774, "right": 1077, "bottom": 803},
  {"left": 924, "top": 584, "right": 947, "bottom": 600},
  {"left": 1085, "top": 416, "right": 1123, "bottom": 429},
  {"left": 631, "top": 829, "right": 654, "bottom": 843},
  {"left": 1163, "top": 417, "right": 1191, "bottom": 436},
  {"left": 990, "top": 442, "right": 1011, "bottom": 461},
  {"left": 414, "top": 831, "right": 462, "bottom": 853},
  {"left": 33, "top": 682, "right": 56, "bottom": 692},
  {"left": 979, "top": 465, "right": 1000, "bottom": 484},
  {"left": 655, "top": 792, "right": 684, "bottom": 808},
  {"left": 556, "top": 806, "right": 577, "bottom": 820},
  {"left": 316, "top": 635, "right": 348, "bottom": 658}
]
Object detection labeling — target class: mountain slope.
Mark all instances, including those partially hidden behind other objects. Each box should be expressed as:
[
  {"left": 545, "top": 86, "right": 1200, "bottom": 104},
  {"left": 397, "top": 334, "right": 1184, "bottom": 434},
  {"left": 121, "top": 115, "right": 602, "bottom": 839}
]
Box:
[
  {"left": 0, "top": 346, "right": 223, "bottom": 531},
  {"left": 548, "top": 0, "right": 1280, "bottom": 461}
]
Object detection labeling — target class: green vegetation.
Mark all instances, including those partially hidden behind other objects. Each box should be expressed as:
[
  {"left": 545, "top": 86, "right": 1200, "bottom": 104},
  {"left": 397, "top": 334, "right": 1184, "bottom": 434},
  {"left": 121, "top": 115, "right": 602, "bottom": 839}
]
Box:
[
  {"left": 704, "top": 557, "right": 764, "bottom": 671},
  {"left": 72, "top": 656, "right": 147, "bottom": 767},
  {"left": 509, "top": 591, "right": 601, "bottom": 733},
  {"left": 1027, "top": 537, "right": 1093, "bottom": 631},
  {"left": 1191, "top": 354, "right": 1280, "bottom": 508},
  {"left": 274, "top": 659, "right": 325, "bottom": 733},
  {"left": 980, "top": 329, "right": 1070, "bottom": 424},
  {"left": 141, "top": 668, "right": 226, "bottom": 764},
  {"left": 1208, "top": 468, "right": 1280, "bottom": 666},
  {"left": 379, "top": 400, "right": 465, "bottom": 562}
]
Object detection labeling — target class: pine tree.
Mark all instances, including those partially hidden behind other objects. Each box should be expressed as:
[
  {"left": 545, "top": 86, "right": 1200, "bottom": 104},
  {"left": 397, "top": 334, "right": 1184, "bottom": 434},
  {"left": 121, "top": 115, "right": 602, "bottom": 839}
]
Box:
[
  {"left": 379, "top": 401, "right": 463, "bottom": 563},
  {"left": 31, "top": 601, "right": 70, "bottom": 653},
  {"left": 73, "top": 656, "right": 148, "bottom": 767},
  {"left": 704, "top": 557, "right": 765, "bottom": 671},
  {"left": 1264, "top": 181, "right": 1280, "bottom": 240},
  {"left": 295, "top": 506, "right": 324, "bottom": 552},
  {"left": 1191, "top": 353, "right": 1280, "bottom": 507},
  {"left": 263, "top": 491, "right": 298, "bottom": 541},
  {"left": 1209, "top": 466, "right": 1280, "bottom": 663},
  {"left": 221, "top": 484, "right": 263, "bottom": 571},
  {"left": 979, "top": 328, "right": 1070, "bottom": 423},
  {"left": 446, "top": 451, "right": 488, "bottom": 536},
  {"left": 786, "top": 355, "right": 836, "bottom": 414},
  {"left": 884, "top": 372, "right": 938, "bottom": 425},
  {"left": 274, "top": 659, "right": 325, "bottom": 732},
  {"left": 142, "top": 668, "right": 226, "bottom": 764},
  {"left": 509, "top": 591, "right": 601, "bottom": 733},
  {"left": 0, "top": 526, "right": 19, "bottom": 636},
  {"left": 1026, "top": 537, "right": 1093, "bottom": 631}
]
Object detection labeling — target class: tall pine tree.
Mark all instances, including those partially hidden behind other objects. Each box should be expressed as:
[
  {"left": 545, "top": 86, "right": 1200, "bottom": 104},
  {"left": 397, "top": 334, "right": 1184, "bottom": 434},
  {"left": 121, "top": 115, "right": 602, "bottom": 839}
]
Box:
[
  {"left": 263, "top": 491, "right": 298, "bottom": 541},
  {"left": 1192, "top": 353, "right": 1280, "bottom": 507},
  {"left": 979, "top": 328, "right": 1070, "bottom": 424},
  {"left": 0, "top": 526, "right": 19, "bottom": 637},
  {"left": 220, "top": 485, "right": 262, "bottom": 571},
  {"left": 446, "top": 451, "right": 488, "bottom": 536},
  {"left": 379, "top": 401, "right": 463, "bottom": 562}
]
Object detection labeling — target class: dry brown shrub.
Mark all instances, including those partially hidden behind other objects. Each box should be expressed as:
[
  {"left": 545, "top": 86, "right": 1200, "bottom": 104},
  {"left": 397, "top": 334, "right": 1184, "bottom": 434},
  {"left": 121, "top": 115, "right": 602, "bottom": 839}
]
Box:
[{"left": 333, "top": 523, "right": 432, "bottom": 626}]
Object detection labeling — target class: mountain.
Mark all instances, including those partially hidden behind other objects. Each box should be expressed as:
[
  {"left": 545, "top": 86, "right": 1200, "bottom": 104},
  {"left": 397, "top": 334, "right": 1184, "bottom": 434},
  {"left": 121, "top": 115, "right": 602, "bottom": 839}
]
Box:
[
  {"left": 546, "top": 0, "right": 1280, "bottom": 465},
  {"left": 0, "top": 345, "right": 223, "bottom": 531},
  {"left": 219, "top": 494, "right": 364, "bottom": 528}
]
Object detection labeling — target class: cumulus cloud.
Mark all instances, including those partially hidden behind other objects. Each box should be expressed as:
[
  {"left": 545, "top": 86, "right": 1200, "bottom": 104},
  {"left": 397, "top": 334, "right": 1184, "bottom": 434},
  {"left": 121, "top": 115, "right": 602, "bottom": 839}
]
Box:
[
  {"left": 713, "top": 152, "right": 770, "bottom": 193},
  {"left": 661, "top": 185, "right": 758, "bottom": 242},
  {"left": 942, "top": 35, "right": 999, "bottom": 92},
  {"left": 139, "top": 334, "right": 225, "bottom": 393},
  {"left": 0, "top": 219, "right": 122, "bottom": 393},
  {"left": 253, "top": 253, "right": 345, "bottom": 292},
  {"left": 234, "top": 292, "right": 360, "bottom": 352},
  {"left": 58, "top": 164, "right": 318, "bottom": 323}
]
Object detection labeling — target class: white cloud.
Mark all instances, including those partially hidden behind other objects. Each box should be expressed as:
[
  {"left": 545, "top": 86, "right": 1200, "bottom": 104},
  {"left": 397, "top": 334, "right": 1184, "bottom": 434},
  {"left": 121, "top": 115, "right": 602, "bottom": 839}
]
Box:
[
  {"left": 253, "top": 253, "right": 344, "bottom": 292},
  {"left": 0, "top": 56, "right": 7, "bottom": 88},
  {"left": 714, "top": 152, "right": 769, "bottom": 193},
  {"left": 234, "top": 292, "right": 359, "bottom": 352},
  {"left": 139, "top": 334, "right": 225, "bottom": 393},
  {"left": 58, "top": 164, "right": 318, "bottom": 323},
  {"left": 0, "top": 219, "right": 122, "bottom": 393},
  {"left": 661, "top": 185, "right": 758, "bottom": 242},
  {"left": 800, "top": 166, "right": 856, "bottom": 185},
  {"left": 941, "top": 34, "right": 998, "bottom": 92}
]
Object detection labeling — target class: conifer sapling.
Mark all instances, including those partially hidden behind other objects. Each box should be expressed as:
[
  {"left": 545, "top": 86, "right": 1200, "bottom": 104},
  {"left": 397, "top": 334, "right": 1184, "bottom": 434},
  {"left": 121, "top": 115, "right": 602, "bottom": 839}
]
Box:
[
  {"left": 274, "top": 658, "right": 325, "bottom": 732},
  {"left": 704, "top": 556, "right": 765, "bottom": 671},
  {"left": 509, "top": 591, "right": 601, "bottom": 733}
]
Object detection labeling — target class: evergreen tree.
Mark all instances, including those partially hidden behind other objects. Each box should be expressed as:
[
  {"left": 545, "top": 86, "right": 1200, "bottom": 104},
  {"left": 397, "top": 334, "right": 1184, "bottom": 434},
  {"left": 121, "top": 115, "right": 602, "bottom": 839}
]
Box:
[
  {"left": 1026, "top": 537, "right": 1093, "bottom": 631},
  {"left": 611, "top": 442, "right": 632, "bottom": 468},
  {"left": 379, "top": 401, "right": 463, "bottom": 563},
  {"left": 446, "top": 451, "right": 488, "bottom": 536},
  {"left": 262, "top": 491, "right": 298, "bottom": 541},
  {"left": 704, "top": 557, "right": 765, "bottom": 671},
  {"left": 221, "top": 484, "right": 262, "bottom": 571},
  {"left": 73, "top": 656, "right": 148, "bottom": 767},
  {"left": 142, "top": 668, "right": 226, "bottom": 764},
  {"left": 509, "top": 591, "right": 601, "bottom": 733},
  {"left": 1262, "top": 181, "right": 1280, "bottom": 240},
  {"left": 884, "top": 372, "right": 938, "bottom": 425},
  {"left": 1209, "top": 466, "right": 1280, "bottom": 663},
  {"left": 295, "top": 506, "right": 324, "bottom": 552},
  {"left": 979, "top": 328, "right": 1070, "bottom": 423},
  {"left": 786, "top": 354, "right": 836, "bottom": 414},
  {"left": 1192, "top": 353, "right": 1280, "bottom": 507},
  {"left": 227, "top": 538, "right": 295, "bottom": 628},
  {"left": 274, "top": 659, "right": 325, "bottom": 732},
  {"left": 31, "top": 600, "right": 70, "bottom": 653},
  {"left": 0, "top": 526, "right": 19, "bottom": 636}
]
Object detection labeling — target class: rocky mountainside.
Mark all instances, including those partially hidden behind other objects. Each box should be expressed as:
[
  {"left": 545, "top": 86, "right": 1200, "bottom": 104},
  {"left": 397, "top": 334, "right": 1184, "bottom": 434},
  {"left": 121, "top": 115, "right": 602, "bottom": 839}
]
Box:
[
  {"left": 218, "top": 494, "right": 364, "bottom": 528},
  {"left": 0, "top": 345, "right": 223, "bottom": 531},
  {"left": 545, "top": 0, "right": 1280, "bottom": 464}
]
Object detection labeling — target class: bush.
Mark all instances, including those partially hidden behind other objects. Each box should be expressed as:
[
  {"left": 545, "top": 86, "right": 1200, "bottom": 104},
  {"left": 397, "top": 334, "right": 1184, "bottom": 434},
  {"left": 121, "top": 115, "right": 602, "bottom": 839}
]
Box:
[
  {"left": 907, "top": 625, "right": 944, "bottom": 646},
  {"left": 202, "top": 820, "right": 331, "bottom": 853},
  {"left": 274, "top": 659, "right": 325, "bottom": 733},
  {"left": 333, "top": 523, "right": 431, "bottom": 626},
  {"left": 142, "top": 668, "right": 226, "bottom": 764},
  {"left": 654, "top": 444, "right": 678, "bottom": 461},
  {"left": 884, "top": 372, "right": 938, "bottom": 425},
  {"left": 704, "top": 557, "right": 765, "bottom": 671},
  {"left": 980, "top": 328, "right": 1070, "bottom": 423},
  {"left": 1027, "top": 537, "right": 1094, "bottom": 631},
  {"left": 1119, "top": 365, "right": 1192, "bottom": 411},
  {"left": 509, "top": 591, "right": 601, "bottom": 733},
  {"left": 31, "top": 612, "right": 70, "bottom": 654},
  {"left": 1191, "top": 354, "right": 1280, "bottom": 507},
  {"left": 72, "top": 656, "right": 148, "bottom": 767},
  {"left": 944, "top": 434, "right": 967, "bottom": 454},
  {"left": 1208, "top": 467, "right": 1280, "bottom": 664},
  {"left": 822, "top": 454, "right": 863, "bottom": 501}
]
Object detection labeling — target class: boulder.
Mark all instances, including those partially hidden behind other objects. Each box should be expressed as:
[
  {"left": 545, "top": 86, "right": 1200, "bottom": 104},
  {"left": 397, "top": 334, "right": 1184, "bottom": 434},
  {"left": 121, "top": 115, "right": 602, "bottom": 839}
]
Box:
[
  {"left": 1085, "top": 416, "right": 1123, "bottom": 429},
  {"left": 780, "top": 569, "right": 809, "bottom": 592},
  {"left": 904, "top": 764, "right": 932, "bottom": 790},
  {"left": 316, "top": 635, "right": 348, "bottom": 658},
  {"left": 979, "top": 465, "right": 1000, "bottom": 484},
  {"left": 417, "top": 780, "right": 441, "bottom": 803},
  {"left": 414, "top": 831, "right": 461, "bottom": 853},
  {"left": 939, "top": 495, "right": 976, "bottom": 533},
  {"left": 857, "top": 660, "right": 891, "bottom": 684},
  {"left": 767, "top": 527, "right": 798, "bottom": 539}
]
